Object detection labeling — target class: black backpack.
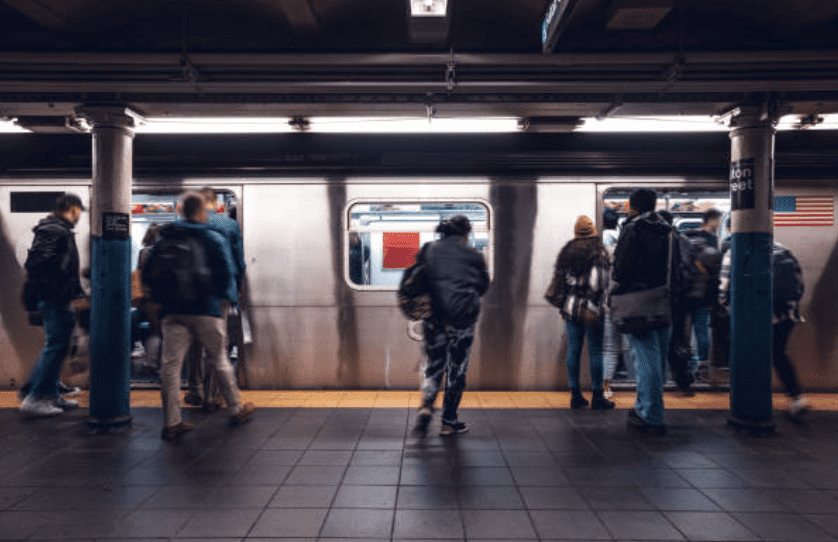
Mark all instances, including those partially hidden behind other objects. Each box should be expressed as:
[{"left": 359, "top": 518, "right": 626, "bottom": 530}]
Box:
[
  {"left": 773, "top": 245, "right": 804, "bottom": 311},
  {"left": 397, "top": 261, "right": 432, "bottom": 321},
  {"left": 143, "top": 228, "right": 214, "bottom": 304},
  {"left": 680, "top": 232, "right": 721, "bottom": 302}
]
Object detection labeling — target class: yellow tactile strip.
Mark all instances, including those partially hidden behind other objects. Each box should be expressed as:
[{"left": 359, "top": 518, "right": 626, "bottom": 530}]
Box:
[{"left": 2, "top": 390, "right": 837, "bottom": 410}]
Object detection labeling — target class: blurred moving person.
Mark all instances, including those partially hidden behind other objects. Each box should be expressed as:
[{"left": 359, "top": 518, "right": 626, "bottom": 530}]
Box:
[
  {"left": 143, "top": 192, "right": 254, "bottom": 442},
  {"left": 720, "top": 241, "right": 809, "bottom": 418},
  {"left": 548, "top": 215, "right": 614, "bottom": 410},
  {"left": 412, "top": 215, "right": 490, "bottom": 437},
  {"left": 601, "top": 207, "right": 628, "bottom": 397},
  {"left": 19, "top": 194, "right": 86, "bottom": 416}
]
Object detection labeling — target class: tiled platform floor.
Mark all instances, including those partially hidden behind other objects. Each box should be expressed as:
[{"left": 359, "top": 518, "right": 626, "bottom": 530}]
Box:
[{"left": 2, "top": 391, "right": 838, "bottom": 541}]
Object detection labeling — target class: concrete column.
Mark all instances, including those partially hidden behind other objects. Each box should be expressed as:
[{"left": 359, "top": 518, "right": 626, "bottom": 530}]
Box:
[
  {"left": 727, "top": 106, "right": 776, "bottom": 432},
  {"left": 76, "top": 106, "right": 136, "bottom": 432}
]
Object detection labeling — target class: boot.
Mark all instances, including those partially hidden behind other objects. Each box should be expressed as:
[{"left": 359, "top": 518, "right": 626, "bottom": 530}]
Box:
[
  {"left": 570, "top": 389, "right": 589, "bottom": 409},
  {"left": 591, "top": 389, "right": 615, "bottom": 410}
]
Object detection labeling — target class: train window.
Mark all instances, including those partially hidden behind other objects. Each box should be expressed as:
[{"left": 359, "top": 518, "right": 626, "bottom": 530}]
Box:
[
  {"left": 346, "top": 201, "right": 491, "bottom": 288},
  {"left": 10, "top": 191, "right": 65, "bottom": 213},
  {"left": 604, "top": 188, "right": 730, "bottom": 241}
]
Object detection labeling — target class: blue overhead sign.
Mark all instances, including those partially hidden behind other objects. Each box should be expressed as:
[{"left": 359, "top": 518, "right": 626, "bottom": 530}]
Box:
[{"left": 542, "top": 0, "right": 570, "bottom": 53}]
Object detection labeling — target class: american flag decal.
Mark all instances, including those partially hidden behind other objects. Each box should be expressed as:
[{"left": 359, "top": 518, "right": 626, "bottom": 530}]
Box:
[{"left": 774, "top": 196, "right": 834, "bottom": 226}]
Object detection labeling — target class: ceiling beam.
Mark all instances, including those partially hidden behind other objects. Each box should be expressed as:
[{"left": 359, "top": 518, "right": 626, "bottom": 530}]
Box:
[
  {"left": 1, "top": 0, "right": 74, "bottom": 29},
  {"left": 248, "top": 0, "right": 318, "bottom": 34}
]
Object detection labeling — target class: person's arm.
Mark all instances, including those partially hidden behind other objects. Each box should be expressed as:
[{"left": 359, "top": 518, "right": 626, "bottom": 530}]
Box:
[
  {"left": 476, "top": 254, "right": 490, "bottom": 296},
  {"left": 718, "top": 249, "right": 732, "bottom": 306},
  {"left": 611, "top": 224, "right": 633, "bottom": 286}
]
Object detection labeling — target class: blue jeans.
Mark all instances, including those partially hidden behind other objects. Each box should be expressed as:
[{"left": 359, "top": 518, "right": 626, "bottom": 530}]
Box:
[
  {"left": 28, "top": 301, "right": 75, "bottom": 399},
  {"left": 630, "top": 326, "right": 670, "bottom": 426},
  {"left": 690, "top": 306, "right": 712, "bottom": 364},
  {"left": 565, "top": 319, "right": 605, "bottom": 392},
  {"left": 602, "top": 313, "right": 632, "bottom": 381}
]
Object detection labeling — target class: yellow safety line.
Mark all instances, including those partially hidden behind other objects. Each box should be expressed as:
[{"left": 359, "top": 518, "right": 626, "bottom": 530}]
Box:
[{"left": 2, "top": 390, "right": 837, "bottom": 410}]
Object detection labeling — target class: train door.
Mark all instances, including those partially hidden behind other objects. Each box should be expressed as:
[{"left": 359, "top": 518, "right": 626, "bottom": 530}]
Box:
[
  {"left": 602, "top": 187, "right": 730, "bottom": 389},
  {"left": 129, "top": 186, "right": 242, "bottom": 386}
]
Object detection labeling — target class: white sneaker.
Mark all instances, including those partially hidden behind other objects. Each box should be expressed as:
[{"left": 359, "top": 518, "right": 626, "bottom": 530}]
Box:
[
  {"left": 790, "top": 396, "right": 809, "bottom": 417},
  {"left": 20, "top": 395, "right": 63, "bottom": 417},
  {"left": 53, "top": 397, "right": 79, "bottom": 410},
  {"left": 131, "top": 344, "right": 146, "bottom": 358}
]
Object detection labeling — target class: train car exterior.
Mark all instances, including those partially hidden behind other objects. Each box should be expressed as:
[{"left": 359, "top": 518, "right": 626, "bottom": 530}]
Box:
[{"left": 0, "top": 176, "right": 835, "bottom": 392}]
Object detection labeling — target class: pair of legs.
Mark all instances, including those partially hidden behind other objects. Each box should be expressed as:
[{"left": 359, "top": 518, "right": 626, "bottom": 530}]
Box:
[
  {"left": 160, "top": 313, "right": 245, "bottom": 429},
  {"left": 668, "top": 305, "right": 711, "bottom": 388},
  {"left": 773, "top": 320, "right": 802, "bottom": 398},
  {"left": 629, "top": 326, "right": 670, "bottom": 427},
  {"left": 419, "top": 319, "right": 476, "bottom": 427},
  {"left": 26, "top": 301, "right": 75, "bottom": 399}
]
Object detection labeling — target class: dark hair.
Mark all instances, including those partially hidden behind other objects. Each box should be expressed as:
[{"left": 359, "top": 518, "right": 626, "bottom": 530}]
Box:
[
  {"left": 199, "top": 187, "right": 216, "bottom": 205},
  {"left": 55, "top": 193, "right": 85, "bottom": 213},
  {"left": 181, "top": 192, "right": 205, "bottom": 221},
  {"left": 436, "top": 215, "right": 472, "bottom": 238},
  {"left": 702, "top": 208, "right": 723, "bottom": 224},
  {"left": 629, "top": 188, "right": 657, "bottom": 214},
  {"left": 658, "top": 210, "right": 674, "bottom": 225},
  {"left": 603, "top": 207, "right": 618, "bottom": 230}
]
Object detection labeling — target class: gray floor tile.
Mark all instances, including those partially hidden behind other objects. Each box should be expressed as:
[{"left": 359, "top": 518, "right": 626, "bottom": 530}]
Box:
[
  {"left": 677, "top": 469, "right": 750, "bottom": 489},
  {"left": 393, "top": 509, "right": 464, "bottom": 539},
  {"left": 461, "top": 509, "right": 537, "bottom": 539},
  {"left": 177, "top": 508, "right": 262, "bottom": 538},
  {"left": 457, "top": 486, "right": 524, "bottom": 509},
  {"left": 210, "top": 485, "right": 279, "bottom": 508},
  {"left": 664, "top": 511, "right": 761, "bottom": 541},
  {"left": 342, "top": 465, "right": 401, "bottom": 485},
  {"left": 0, "top": 487, "right": 38, "bottom": 511},
  {"left": 285, "top": 465, "right": 346, "bottom": 485},
  {"left": 580, "top": 487, "right": 655, "bottom": 510},
  {"left": 529, "top": 509, "right": 612, "bottom": 539},
  {"left": 455, "top": 467, "right": 515, "bottom": 486},
  {"left": 0, "top": 511, "right": 50, "bottom": 540},
  {"left": 105, "top": 509, "right": 191, "bottom": 538},
  {"left": 733, "top": 512, "right": 835, "bottom": 541},
  {"left": 249, "top": 508, "right": 328, "bottom": 538},
  {"left": 456, "top": 451, "right": 507, "bottom": 467},
  {"left": 503, "top": 451, "right": 558, "bottom": 467},
  {"left": 334, "top": 485, "right": 398, "bottom": 508},
  {"left": 701, "top": 488, "right": 789, "bottom": 512},
  {"left": 598, "top": 511, "right": 685, "bottom": 540},
  {"left": 806, "top": 515, "right": 838, "bottom": 538},
  {"left": 298, "top": 450, "right": 354, "bottom": 466},
  {"left": 641, "top": 488, "right": 722, "bottom": 512},
  {"left": 762, "top": 489, "right": 838, "bottom": 514},
  {"left": 14, "top": 485, "right": 156, "bottom": 510},
  {"left": 320, "top": 508, "right": 395, "bottom": 538},
  {"left": 401, "top": 465, "right": 457, "bottom": 485},
  {"left": 519, "top": 486, "right": 590, "bottom": 510},
  {"left": 397, "top": 485, "right": 459, "bottom": 509},
  {"left": 247, "top": 450, "right": 303, "bottom": 466},
  {"left": 351, "top": 450, "right": 403, "bottom": 466},
  {"left": 226, "top": 464, "right": 293, "bottom": 485},
  {"left": 269, "top": 485, "right": 338, "bottom": 508},
  {"left": 511, "top": 466, "right": 570, "bottom": 486}
]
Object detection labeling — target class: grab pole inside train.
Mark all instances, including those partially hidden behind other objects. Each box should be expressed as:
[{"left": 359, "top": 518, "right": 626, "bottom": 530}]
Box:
[
  {"left": 727, "top": 104, "right": 776, "bottom": 432},
  {"left": 77, "top": 106, "right": 135, "bottom": 433}
]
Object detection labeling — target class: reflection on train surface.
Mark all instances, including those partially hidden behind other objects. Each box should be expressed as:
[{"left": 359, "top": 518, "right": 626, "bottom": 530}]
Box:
[{"left": 1, "top": 178, "right": 835, "bottom": 392}]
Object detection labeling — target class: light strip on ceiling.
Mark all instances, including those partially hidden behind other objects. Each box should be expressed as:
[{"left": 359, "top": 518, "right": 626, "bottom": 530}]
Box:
[
  {"left": 134, "top": 117, "right": 296, "bottom": 134},
  {"left": 410, "top": 0, "right": 448, "bottom": 17},
  {"left": 0, "top": 118, "right": 30, "bottom": 133},
  {"left": 577, "top": 116, "right": 729, "bottom": 132}
]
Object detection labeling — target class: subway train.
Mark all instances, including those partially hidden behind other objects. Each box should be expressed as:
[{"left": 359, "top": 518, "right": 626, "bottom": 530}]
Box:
[{"left": 1, "top": 173, "right": 836, "bottom": 393}]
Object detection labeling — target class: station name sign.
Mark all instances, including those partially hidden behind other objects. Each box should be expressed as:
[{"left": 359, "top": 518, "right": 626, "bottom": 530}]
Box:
[
  {"left": 542, "top": 0, "right": 569, "bottom": 53},
  {"left": 729, "top": 158, "right": 756, "bottom": 210}
]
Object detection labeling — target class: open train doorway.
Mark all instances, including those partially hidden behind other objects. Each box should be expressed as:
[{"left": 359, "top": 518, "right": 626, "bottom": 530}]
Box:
[{"left": 129, "top": 186, "right": 244, "bottom": 388}]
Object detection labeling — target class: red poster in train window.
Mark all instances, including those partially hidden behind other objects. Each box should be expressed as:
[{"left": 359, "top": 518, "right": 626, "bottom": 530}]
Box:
[{"left": 383, "top": 232, "right": 420, "bottom": 269}]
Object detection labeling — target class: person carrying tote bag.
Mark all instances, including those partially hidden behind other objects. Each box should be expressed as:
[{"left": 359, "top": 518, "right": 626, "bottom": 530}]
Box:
[
  {"left": 609, "top": 189, "right": 682, "bottom": 435},
  {"left": 546, "top": 216, "right": 615, "bottom": 410}
]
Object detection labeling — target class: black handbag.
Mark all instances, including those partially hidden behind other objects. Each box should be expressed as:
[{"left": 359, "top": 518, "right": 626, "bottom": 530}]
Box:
[
  {"left": 397, "top": 262, "right": 432, "bottom": 321},
  {"left": 609, "top": 231, "right": 674, "bottom": 334}
]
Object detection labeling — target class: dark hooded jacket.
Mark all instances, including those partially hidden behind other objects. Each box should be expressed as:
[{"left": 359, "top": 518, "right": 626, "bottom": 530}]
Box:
[
  {"left": 24, "top": 214, "right": 83, "bottom": 305},
  {"left": 418, "top": 236, "right": 490, "bottom": 327},
  {"left": 612, "top": 211, "right": 682, "bottom": 297}
]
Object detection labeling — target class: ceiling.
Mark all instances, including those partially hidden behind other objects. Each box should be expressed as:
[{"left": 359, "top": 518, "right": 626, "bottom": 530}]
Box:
[{"left": 1, "top": 0, "right": 837, "bottom": 128}]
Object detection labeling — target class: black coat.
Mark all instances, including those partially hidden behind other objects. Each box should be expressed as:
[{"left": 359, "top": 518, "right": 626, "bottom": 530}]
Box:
[
  {"left": 24, "top": 215, "right": 83, "bottom": 305},
  {"left": 419, "top": 236, "right": 490, "bottom": 327},
  {"left": 612, "top": 211, "right": 682, "bottom": 296}
]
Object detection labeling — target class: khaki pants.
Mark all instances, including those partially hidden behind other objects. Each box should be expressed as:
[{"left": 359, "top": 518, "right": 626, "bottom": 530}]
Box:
[{"left": 160, "top": 313, "right": 242, "bottom": 428}]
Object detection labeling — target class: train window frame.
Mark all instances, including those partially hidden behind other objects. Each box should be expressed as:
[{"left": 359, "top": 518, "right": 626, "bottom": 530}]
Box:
[{"left": 344, "top": 198, "right": 493, "bottom": 291}]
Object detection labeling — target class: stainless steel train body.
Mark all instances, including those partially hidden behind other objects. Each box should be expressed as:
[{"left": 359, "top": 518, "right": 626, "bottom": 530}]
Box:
[{"left": 1, "top": 176, "right": 836, "bottom": 391}]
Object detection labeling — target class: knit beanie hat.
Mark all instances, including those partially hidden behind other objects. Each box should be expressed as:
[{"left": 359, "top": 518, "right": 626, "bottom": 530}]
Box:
[{"left": 574, "top": 215, "right": 597, "bottom": 238}]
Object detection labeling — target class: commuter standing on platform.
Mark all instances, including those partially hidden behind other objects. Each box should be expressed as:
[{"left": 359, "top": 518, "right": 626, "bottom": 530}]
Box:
[
  {"left": 549, "top": 215, "right": 614, "bottom": 410},
  {"left": 19, "top": 194, "right": 86, "bottom": 416},
  {"left": 143, "top": 192, "right": 254, "bottom": 441},
  {"left": 601, "top": 207, "right": 626, "bottom": 397},
  {"left": 719, "top": 241, "right": 809, "bottom": 417},
  {"left": 412, "top": 215, "right": 490, "bottom": 437},
  {"left": 612, "top": 189, "right": 681, "bottom": 435}
]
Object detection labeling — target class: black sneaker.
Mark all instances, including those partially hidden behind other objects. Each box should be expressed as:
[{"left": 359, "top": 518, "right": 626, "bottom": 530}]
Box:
[
  {"left": 570, "top": 392, "right": 589, "bottom": 409},
  {"left": 161, "top": 422, "right": 194, "bottom": 442},
  {"left": 591, "top": 395, "right": 615, "bottom": 410},
  {"left": 183, "top": 392, "right": 203, "bottom": 407},
  {"left": 412, "top": 407, "right": 433, "bottom": 437},
  {"left": 439, "top": 421, "right": 469, "bottom": 436}
]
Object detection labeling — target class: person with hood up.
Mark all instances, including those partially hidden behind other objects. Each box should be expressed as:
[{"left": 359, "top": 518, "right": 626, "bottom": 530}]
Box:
[
  {"left": 612, "top": 189, "right": 682, "bottom": 435},
  {"left": 412, "top": 215, "right": 490, "bottom": 437},
  {"left": 550, "top": 216, "right": 615, "bottom": 410}
]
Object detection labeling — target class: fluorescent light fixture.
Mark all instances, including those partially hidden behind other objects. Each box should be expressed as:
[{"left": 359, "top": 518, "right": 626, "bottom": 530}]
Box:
[
  {"left": 777, "top": 114, "right": 838, "bottom": 131},
  {"left": 134, "top": 117, "right": 296, "bottom": 134},
  {"left": 0, "top": 118, "right": 30, "bottom": 133},
  {"left": 577, "top": 116, "right": 729, "bottom": 132},
  {"left": 135, "top": 116, "right": 520, "bottom": 134},
  {"left": 410, "top": 0, "right": 447, "bottom": 16}
]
